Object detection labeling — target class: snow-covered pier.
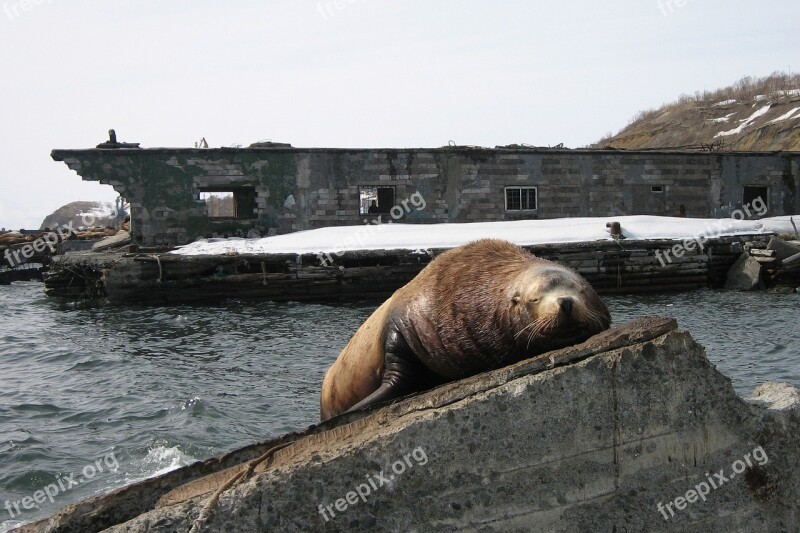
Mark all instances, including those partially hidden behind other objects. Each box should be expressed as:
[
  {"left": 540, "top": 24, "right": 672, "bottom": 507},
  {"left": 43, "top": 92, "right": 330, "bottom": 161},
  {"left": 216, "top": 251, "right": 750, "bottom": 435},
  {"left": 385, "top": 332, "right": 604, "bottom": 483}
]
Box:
[{"left": 43, "top": 216, "right": 798, "bottom": 304}]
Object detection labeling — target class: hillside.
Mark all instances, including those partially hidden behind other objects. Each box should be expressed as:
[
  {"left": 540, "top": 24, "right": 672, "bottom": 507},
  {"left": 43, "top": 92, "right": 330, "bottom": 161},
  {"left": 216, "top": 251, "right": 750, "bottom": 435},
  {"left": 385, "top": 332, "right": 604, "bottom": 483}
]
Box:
[{"left": 597, "top": 73, "right": 800, "bottom": 151}]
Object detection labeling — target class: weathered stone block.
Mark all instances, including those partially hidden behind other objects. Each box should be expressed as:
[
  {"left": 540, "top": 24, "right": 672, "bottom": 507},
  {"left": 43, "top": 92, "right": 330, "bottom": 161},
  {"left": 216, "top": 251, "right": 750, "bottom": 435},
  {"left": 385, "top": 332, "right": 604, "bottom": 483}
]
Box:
[{"left": 724, "top": 253, "right": 763, "bottom": 290}]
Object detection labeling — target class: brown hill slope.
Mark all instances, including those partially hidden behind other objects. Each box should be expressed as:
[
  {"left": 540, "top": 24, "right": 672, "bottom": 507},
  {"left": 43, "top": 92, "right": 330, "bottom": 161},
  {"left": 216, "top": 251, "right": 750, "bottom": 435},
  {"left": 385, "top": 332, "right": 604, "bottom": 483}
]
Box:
[{"left": 597, "top": 73, "right": 800, "bottom": 151}]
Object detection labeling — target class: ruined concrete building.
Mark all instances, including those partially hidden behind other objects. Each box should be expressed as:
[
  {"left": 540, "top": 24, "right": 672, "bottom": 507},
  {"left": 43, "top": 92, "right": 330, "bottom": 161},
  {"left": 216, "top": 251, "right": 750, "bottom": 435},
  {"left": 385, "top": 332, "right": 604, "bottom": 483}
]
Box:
[{"left": 51, "top": 139, "right": 800, "bottom": 247}]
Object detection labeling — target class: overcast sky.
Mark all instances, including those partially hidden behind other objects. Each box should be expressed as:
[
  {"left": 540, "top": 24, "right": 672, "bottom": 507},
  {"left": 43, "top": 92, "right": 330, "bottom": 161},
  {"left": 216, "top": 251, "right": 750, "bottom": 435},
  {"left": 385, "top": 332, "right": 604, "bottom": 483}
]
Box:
[{"left": 0, "top": 0, "right": 797, "bottom": 230}]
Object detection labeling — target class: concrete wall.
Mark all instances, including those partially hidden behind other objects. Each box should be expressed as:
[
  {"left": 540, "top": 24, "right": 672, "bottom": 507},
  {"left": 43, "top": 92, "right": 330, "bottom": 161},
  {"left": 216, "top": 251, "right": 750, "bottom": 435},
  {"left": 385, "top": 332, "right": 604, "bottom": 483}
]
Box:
[{"left": 52, "top": 147, "right": 800, "bottom": 246}]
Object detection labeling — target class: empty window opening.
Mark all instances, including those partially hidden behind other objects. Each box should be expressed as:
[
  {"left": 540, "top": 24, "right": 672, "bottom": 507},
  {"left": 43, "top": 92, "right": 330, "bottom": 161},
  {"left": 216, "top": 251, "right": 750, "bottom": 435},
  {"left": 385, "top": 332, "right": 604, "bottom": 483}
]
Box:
[
  {"left": 505, "top": 187, "right": 538, "bottom": 211},
  {"left": 200, "top": 188, "right": 257, "bottom": 220},
  {"left": 742, "top": 186, "right": 768, "bottom": 208},
  {"left": 360, "top": 186, "right": 395, "bottom": 215},
  {"left": 651, "top": 185, "right": 664, "bottom": 193},
  {"left": 201, "top": 192, "right": 235, "bottom": 218}
]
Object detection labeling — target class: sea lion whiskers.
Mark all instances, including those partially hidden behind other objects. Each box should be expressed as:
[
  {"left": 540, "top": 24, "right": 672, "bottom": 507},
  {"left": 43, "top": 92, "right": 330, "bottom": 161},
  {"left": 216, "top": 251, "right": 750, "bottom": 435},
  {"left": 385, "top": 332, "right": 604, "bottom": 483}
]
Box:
[
  {"left": 516, "top": 298, "right": 573, "bottom": 348},
  {"left": 526, "top": 322, "right": 546, "bottom": 350},
  {"left": 585, "top": 309, "right": 603, "bottom": 330},
  {"left": 526, "top": 315, "right": 559, "bottom": 349},
  {"left": 514, "top": 321, "right": 536, "bottom": 340},
  {"left": 584, "top": 306, "right": 610, "bottom": 331}
]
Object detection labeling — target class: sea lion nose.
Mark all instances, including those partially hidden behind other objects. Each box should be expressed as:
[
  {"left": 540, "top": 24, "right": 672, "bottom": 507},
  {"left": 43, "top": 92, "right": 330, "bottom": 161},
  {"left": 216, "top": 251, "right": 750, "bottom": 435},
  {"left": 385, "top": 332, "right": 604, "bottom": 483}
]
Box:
[{"left": 557, "top": 297, "right": 573, "bottom": 315}]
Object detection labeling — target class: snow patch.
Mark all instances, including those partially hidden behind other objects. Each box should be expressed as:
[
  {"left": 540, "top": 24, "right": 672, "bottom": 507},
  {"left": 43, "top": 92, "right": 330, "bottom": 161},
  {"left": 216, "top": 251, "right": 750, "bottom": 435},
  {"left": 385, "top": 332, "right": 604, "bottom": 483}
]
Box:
[
  {"left": 170, "top": 215, "right": 797, "bottom": 257},
  {"left": 713, "top": 99, "right": 736, "bottom": 107},
  {"left": 767, "top": 106, "right": 800, "bottom": 124},
  {"left": 715, "top": 104, "right": 771, "bottom": 137},
  {"left": 76, "top": 201, "right": 118, "bottom": 220},
  {"left": 709, "top": 112, "right": 736, "bottom": 123}
]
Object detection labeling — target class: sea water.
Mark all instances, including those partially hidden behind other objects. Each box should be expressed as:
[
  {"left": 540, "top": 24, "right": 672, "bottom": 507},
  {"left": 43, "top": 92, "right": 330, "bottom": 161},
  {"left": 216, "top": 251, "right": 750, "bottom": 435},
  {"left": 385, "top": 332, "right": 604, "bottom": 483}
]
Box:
[{"left": 1, "top": 282, "right": 798, "bottom": 530}]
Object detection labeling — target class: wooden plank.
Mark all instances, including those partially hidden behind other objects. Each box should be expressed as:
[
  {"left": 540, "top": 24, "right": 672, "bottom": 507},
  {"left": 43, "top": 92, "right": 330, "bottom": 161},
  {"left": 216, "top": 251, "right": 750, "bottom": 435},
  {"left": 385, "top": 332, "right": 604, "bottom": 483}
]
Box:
[
  {"left": 750, "top": 249, "right": 777, "bottom": 258},
  {"left": 784, "top": 251, "right": 800, "bottom": 266}
]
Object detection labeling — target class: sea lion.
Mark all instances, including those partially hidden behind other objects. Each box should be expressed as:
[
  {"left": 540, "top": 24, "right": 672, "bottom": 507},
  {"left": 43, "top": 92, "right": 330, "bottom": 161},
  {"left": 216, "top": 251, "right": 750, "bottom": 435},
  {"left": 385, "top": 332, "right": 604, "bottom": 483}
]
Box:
[{"left": 319, "top": 239, "right": 611, "bottom": 421}]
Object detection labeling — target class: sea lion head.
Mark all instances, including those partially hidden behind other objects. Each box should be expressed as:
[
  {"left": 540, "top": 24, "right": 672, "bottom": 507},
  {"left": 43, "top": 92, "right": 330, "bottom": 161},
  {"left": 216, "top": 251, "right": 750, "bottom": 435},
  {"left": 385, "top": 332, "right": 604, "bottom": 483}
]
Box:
[{"left": 510, "top": 264, "right": 610, "bottom": 353}]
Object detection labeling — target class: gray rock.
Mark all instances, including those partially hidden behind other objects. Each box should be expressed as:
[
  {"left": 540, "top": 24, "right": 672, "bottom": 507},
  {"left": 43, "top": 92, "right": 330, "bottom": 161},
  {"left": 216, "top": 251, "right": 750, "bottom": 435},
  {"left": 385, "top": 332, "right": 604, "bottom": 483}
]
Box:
[
  {"left": 767, "top": 236, "right": 800, "bottom": 262},
  {"left": 724, "top": 253, "right": 763, "bottom": 290},
  {"left": 91, "top": 230, "right": 131, "bottom": 252},
  {"left": 747, "top": 382, "right": 800, "bottom": 411}
]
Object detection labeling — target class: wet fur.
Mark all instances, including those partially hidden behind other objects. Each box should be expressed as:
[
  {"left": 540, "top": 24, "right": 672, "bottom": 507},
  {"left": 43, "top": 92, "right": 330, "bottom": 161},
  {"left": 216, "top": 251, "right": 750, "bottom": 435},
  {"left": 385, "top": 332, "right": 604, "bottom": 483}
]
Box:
[{"left": 320, "top": 239, "right": 610, "bottom": 420}]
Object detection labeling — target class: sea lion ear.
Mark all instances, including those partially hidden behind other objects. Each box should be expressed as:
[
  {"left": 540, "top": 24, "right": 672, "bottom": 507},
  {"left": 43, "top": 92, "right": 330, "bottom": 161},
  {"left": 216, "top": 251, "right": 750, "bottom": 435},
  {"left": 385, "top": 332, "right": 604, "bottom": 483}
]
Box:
[{"left": 512, "top": 294, "right": 521, "bottom": 305}]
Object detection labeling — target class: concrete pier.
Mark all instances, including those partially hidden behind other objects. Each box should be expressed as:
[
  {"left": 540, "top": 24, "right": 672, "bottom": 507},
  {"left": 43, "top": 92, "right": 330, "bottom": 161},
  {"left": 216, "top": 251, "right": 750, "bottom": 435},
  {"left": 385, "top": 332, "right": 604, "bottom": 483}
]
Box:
[{"left": 42, "top": 235, "right": 761, "bottom": 304}]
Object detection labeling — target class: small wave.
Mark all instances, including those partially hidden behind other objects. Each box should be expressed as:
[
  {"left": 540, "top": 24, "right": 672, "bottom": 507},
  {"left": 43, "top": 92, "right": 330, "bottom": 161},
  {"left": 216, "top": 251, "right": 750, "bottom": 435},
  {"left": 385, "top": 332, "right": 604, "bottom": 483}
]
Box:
[
  {"left": 180, "top": 397, "right": 203, "bottom": 413},
  {"left": 0, "top": 518, "right": 25, "bottom": 533},
  {"left": 66, "top": 359, "right": 112, "bottom": 371},
  {"left": 9, "top": 403, "right": 63, "bottom": 414},
  {"left": 121, "top": 444, "right": 197, "bottom": 487},
  {"left": 169, "top": 396, "right": 228, "bottom": 424}
]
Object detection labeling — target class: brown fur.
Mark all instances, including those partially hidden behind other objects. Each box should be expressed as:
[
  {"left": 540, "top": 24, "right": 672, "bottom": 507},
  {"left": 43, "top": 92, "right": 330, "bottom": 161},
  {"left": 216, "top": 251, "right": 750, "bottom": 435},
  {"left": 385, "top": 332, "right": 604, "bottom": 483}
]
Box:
[{"left": 320, "top": 239, "right": 610, "bottom": 420}]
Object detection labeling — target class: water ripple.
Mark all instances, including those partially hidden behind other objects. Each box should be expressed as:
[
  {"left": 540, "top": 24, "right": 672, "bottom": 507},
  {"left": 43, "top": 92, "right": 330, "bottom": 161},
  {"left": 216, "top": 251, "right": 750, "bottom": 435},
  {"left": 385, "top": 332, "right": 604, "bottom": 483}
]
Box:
[{"left": 0, "top": 282, "right": 797, "bottom": 528}]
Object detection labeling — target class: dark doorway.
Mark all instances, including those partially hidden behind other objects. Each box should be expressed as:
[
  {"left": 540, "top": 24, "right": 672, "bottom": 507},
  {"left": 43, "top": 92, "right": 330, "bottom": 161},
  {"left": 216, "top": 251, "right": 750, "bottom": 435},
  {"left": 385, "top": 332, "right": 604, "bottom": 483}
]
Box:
[{"left": 742, "top": 186, "right": 768, "bottom": 208}]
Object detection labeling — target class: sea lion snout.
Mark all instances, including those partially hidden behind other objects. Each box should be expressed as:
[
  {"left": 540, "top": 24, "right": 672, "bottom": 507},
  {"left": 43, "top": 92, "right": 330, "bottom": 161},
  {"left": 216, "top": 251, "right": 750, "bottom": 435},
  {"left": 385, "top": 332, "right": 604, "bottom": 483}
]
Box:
[{"left": 557, "top": 297, "right": 573, "bottom": 315}]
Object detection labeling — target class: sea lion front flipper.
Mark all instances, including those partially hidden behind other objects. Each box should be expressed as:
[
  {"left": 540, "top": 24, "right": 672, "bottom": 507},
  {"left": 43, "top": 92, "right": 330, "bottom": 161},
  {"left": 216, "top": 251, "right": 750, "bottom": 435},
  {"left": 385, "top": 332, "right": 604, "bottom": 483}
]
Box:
[{"left": 346, "top": 327, "right": 422, "bottom": 414}]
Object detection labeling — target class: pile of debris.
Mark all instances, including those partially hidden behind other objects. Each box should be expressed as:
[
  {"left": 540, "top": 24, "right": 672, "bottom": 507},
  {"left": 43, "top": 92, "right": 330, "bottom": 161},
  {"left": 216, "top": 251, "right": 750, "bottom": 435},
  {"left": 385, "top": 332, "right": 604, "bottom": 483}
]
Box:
[
  {"left": 1, "top": 216, "right": 132, "bottom": 271},
  {"left": 73, "top": 226, "right": 118, "bottom": 240},
  {"left": 72, "top": 216, "right": 131, "bottom": 241},
  {"left": 725, "top": 235, "right": 800, "bottom": 290},
  {"left": 0, "top": 231, "right": 35, "bottom": 247},
  {"left": 0, "top": 225, "right": 123, "bottom": 247}
]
